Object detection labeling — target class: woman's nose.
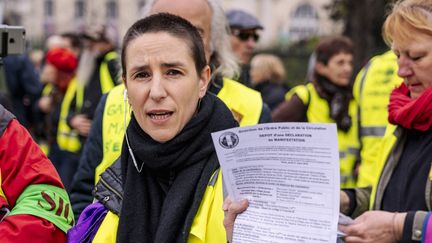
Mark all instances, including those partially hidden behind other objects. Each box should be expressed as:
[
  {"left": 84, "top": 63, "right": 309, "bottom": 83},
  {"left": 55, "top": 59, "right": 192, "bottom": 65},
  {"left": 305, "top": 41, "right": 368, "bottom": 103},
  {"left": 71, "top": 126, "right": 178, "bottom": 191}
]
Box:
[
  {"left": 149, "top": 75, "right": 167, "bottom": 100},
  {"left": 397, "top": 57, "right": 413, "bottom": 78}
]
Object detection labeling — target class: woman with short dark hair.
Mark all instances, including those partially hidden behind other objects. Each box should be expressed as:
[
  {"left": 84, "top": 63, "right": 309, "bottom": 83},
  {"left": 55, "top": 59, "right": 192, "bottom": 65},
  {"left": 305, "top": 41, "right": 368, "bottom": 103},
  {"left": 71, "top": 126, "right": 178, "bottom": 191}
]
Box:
[{"left": 68, "top": 13, "right": 238, "bottom": 243}]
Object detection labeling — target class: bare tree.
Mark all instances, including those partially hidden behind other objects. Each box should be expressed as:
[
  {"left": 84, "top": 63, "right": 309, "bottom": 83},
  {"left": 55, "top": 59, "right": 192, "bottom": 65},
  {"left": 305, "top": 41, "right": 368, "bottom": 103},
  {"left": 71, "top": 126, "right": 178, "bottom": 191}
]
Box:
[{"left": 326, "top": 0, "right": 396, "bottom": 73}]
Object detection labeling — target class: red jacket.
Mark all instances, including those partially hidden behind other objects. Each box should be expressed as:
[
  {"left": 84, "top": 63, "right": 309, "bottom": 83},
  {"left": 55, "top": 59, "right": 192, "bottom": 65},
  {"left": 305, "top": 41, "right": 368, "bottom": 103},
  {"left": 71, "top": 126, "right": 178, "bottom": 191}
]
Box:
[{"left": 0, "top": 114, "right": 67, "bottom": 242}]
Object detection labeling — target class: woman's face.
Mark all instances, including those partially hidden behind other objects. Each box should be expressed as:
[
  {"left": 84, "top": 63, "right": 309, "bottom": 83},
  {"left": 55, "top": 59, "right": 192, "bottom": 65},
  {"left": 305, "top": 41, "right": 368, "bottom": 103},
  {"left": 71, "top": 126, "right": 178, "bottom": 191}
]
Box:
[
  {"left": 124, "top": 32, "right": 210, "bottom": 143},
  {"left": 40, "top": 63, "right": 57, "bottom": 84},
  {"left": 249, "top": 60, "right": 264, "bottom": 85},
  {"left": 316, "top": 52, "right": 353, "bottom": 86},
  {"left": 393, "top": 31, "right": 432, "bottom": 99}
]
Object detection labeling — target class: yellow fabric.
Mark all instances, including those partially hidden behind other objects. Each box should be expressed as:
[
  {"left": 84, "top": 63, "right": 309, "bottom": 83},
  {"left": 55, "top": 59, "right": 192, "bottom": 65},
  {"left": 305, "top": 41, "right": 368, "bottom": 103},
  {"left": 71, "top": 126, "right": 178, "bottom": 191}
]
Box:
[
  {"left": 92, "top": 170, "right": 225, "bottom": 242},
  {"left": 42, "top": 84, "right": 53, "bottom": 96},
  {"left": 0, "top": 169, "right": 7, "bottom": 205},
  {"left": 293, "top": 83, "right": 360, "bottom": 187},
  {"left": 369, "top": 124, "right": 397, "bottom": 208},
  {"left": 92, "top": 211, "right": 119, "bottom": 243},
  {"left": 353, "top": 51, "right": 403, "bottom": 187},
  {"left": 96, "top": 84, "right": 130, "bottom": 184},
  {"left": 75, "top": 51, "right": 118, "bottom": 118},
  {"left": 189, "top": 170, "right": 226, "bottom": 243},
  {"left": 217, "top": 78, "right": 262, "bottom": 126},
  {"left": 99, "top": 51, "right": 118, "bottom": 93},
  {"left": 57, "top": 78, "right": 81, "bottom": 152}
]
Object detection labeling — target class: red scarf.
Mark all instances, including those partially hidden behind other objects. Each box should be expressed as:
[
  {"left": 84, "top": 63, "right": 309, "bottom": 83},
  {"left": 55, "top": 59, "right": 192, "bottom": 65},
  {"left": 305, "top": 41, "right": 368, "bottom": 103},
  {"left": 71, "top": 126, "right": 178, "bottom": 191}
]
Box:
[{"left": 388, "top": 83, "right": 432, "bottom": 131}]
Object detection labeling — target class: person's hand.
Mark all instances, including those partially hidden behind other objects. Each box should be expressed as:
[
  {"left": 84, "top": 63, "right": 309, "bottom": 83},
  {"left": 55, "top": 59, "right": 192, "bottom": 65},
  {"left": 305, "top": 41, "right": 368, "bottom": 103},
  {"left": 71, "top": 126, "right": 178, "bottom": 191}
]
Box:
[
  {"left": 70, "top": 114, "right": 92, "bottom": 136},
  {"left": 340, "top": 190, "right": 350, "bottom": 215},
  {"left": 38, "top": 96, "right": 53, "bottom": 113},
  {"left": 223, "top": 197, "right": 249, "bottom": 242},
  {"left": 339, "top": 211, "right": 406, "bottom": 243}
]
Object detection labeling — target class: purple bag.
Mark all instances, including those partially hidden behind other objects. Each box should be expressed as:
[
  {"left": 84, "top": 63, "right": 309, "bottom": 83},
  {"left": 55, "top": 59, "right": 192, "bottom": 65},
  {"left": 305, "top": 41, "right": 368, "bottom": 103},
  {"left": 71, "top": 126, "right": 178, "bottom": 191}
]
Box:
[{"left": 67, "top": 202, "right": 108, "bottom": 243}]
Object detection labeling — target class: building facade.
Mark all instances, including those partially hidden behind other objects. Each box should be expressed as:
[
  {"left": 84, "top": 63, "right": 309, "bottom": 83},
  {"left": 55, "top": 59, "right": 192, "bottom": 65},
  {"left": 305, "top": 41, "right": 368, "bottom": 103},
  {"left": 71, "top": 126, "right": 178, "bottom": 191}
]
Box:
[{"left": 4, "top": 0, "right": 341, "bottom": 48}]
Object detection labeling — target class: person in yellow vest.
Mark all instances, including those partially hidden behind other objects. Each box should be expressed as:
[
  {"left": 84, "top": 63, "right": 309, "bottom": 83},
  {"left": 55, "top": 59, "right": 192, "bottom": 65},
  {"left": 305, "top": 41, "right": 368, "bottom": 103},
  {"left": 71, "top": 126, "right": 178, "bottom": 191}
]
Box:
[
  {"left": 225, "top": 2, "right": 432, "bottom": 239},
  {"left": 68, "top": 13, "right": 238, "bottom": 242},
  {"left": 272, "top": 36, "right": 360, "bottom": 188},
  {"left": 54, "top": 28, "right": 120, "bottom": 191},
  {"left": 36, "top": 48, "right": 79, "bottom": 190},
  {"left": 353, "top": 50, "right": 403, "bottom": 187},
  {"left": 58, "top": 27, "right": 120, "bottom": 153},
  {"left": 69, "top": 0, "right": 271, "bottom": 219}
]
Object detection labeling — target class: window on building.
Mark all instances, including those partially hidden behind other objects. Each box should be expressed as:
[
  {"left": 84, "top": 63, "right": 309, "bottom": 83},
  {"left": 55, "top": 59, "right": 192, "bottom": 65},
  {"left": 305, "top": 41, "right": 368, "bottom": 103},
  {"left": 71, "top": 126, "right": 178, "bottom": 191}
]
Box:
[
  {"left": 75, "top": 0, "right": 85, "bottom": 18},
  {"left": 289, "top": 3, "right": 319, "bottom": 42},
  {"left": 107, "top": 0, "right": 118, "bottom": 19},
  {"left": 44, "top": 0, "right": 54, "bottom": 17}
]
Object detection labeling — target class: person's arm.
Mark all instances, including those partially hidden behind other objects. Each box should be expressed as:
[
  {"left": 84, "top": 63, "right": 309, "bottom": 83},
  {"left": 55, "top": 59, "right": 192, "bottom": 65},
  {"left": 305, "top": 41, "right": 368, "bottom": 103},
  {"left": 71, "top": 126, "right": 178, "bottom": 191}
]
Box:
[
  {"left": 69, "top": 94, "right": 107, "bottom": 219},
  {"left": 107, "top": 58, "right": 121, "bottom": 85},
  {"left": 0, "top": 119, "right": 70, "bottom": 242},
  {"left": 271, "top": 94, "right": 307, "bottom": 122}
]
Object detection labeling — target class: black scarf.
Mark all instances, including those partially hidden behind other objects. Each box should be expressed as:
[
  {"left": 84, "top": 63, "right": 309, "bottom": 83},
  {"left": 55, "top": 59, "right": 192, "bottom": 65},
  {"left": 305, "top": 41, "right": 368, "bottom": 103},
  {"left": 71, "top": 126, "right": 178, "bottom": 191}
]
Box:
[
  {"left": 314, "top": 72, "right": 353, "bottom": 132},
  {"left": 117, "top": 93, "right": 238, "bottom": 243}
]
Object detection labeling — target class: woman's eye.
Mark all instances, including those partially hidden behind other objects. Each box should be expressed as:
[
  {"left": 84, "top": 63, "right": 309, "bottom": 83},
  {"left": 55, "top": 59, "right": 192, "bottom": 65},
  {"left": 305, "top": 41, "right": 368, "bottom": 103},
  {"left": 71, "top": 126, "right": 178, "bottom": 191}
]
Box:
[
  {"left": 135, "top": 72, "right": 149, "bottom": 79},
  {"left": 410, "top": 55, "right": 422, "bottom": 61},
  {"left": 167, "top": 69, "right": 181, "bottom": 76}
]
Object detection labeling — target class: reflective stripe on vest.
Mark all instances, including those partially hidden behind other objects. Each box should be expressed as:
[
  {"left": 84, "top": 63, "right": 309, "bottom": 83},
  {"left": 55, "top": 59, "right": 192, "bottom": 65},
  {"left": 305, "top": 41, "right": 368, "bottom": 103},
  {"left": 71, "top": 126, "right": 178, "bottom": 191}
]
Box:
[
  {"left": 75, "top": 51, "right": 118, "bottom": 110},
  {"left": 217, "top": 78, "right": 262, "bottom": 126},
  {"left": 369, "top": 124, "right": 398, "bottom": 209},
  {"left": 100, "top": 51, "right": 118, "bottom": 93},
  {"left": 292, "top": 83, "right": 360, "bottom": 187},
  {"left": 42, "top": 83, "right": 53, "bottom": 96},
  {"left": 354, "top": 51, "right": 403, "bottom": 187},
  {"left": 57, "top": 78, "right": 81, "bottom": 152},
  {"left": 92, "top": 169, "right": 226, "bottom": 243},
  {"left": 96, "top": 84, "right": 130, "bottom": 184}
]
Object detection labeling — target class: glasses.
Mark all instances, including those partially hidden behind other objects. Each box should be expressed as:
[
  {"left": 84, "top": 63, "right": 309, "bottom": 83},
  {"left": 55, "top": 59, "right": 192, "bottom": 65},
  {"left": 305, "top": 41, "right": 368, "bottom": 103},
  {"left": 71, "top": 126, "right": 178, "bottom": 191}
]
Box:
[{"left": 234, "top": 32, "right": 260, "bottom": 42}]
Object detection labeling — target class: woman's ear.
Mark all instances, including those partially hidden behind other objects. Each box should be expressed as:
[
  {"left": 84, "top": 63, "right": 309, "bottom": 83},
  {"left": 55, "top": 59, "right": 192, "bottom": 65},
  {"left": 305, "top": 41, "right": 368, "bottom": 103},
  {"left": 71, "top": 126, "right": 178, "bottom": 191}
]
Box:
[{"left": 198, "top": 65, "right": 211, "bottom": 98}]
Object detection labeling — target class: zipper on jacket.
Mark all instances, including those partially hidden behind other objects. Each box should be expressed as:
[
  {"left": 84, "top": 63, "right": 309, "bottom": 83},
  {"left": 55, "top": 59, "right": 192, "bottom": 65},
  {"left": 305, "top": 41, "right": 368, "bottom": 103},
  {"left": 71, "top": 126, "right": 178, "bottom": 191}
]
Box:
[{"left": 99, "top": 176, "right": 123, "bottom": 201}]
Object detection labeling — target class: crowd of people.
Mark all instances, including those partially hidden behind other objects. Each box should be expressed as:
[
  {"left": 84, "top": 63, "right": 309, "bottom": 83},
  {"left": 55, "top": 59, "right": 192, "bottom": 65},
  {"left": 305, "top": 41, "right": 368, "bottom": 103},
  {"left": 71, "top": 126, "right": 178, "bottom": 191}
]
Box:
[{"left": 0, "top": 0, "right": 431, "bottom": 242}]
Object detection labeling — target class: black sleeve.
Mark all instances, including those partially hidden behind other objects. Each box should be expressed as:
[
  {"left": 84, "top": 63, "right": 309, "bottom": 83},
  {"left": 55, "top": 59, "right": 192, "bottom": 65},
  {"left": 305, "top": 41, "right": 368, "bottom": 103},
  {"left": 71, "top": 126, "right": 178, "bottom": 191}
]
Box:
[
  {"left": 107, "top": 58, "right": 121, "bottom": 85},
  {"left": 258, "top": 102, "right": 272, "bottom": 123},
  {"left": 401, "top": 211, "right": 417, "bottom": 243},
  {"left": 69, "top": 94, "right": 107, "bottom": 220},
  {"left": 342, "top": 189, "right": 357, "bottom": 216},
  {"left": 271, "top": 94, "right": 307, "bottom": 122}
]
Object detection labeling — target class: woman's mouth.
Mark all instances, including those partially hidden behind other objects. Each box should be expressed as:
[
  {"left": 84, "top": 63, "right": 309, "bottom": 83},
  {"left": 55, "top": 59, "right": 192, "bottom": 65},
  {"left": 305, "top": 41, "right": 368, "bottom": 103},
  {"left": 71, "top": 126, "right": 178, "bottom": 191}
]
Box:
[{"left": 148, "top": 111, "right": 173, "bottom": 120}]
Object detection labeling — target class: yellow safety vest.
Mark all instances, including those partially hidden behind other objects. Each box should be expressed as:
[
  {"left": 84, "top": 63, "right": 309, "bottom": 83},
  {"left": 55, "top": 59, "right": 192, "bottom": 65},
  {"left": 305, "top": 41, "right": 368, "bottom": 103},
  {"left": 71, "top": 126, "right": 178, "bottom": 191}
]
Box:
[
  {"left": 369, "top": 124, "right": 397, "bottom": 208},
  {"left": 286, "top": 83, "right": 360, "bottom": 187},
  {"left": 353, "top": 51, "right": 403, "bottom": 187},
  {"left": 57, "top": 78, "right": 82, "bottom": 152},
  {"left": 57, "top": 52, "right": 119, "bottom": 153},
  {"left": 95, "top": 78, "right": 263, "bottom": 184},
  {"left": 92, "top": 170, "right": 226, "bottom": 243},
  {"left": 217, "top": 78, "right": 262, "bottom": 126},
  {"left": 96, "top": 84, "right": 129, "bottom": 184},
  {"left": 38, "top": 84, "right": 54, "bottom": 155}
]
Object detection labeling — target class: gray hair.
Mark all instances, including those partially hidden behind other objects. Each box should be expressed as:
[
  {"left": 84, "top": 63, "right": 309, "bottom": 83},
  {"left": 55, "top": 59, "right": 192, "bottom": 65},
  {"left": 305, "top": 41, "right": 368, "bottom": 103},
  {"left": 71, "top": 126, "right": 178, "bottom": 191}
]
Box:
[{"left": 140, "top": 0, "right": 239, "bottom": 79}]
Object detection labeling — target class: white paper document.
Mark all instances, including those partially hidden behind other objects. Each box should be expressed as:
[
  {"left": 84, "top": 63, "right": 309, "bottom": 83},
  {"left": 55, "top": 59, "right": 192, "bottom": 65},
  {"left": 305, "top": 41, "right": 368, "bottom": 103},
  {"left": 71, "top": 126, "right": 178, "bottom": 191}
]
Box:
[{"left": 211, "top": 123, "right": 340, "bottom": 243}]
